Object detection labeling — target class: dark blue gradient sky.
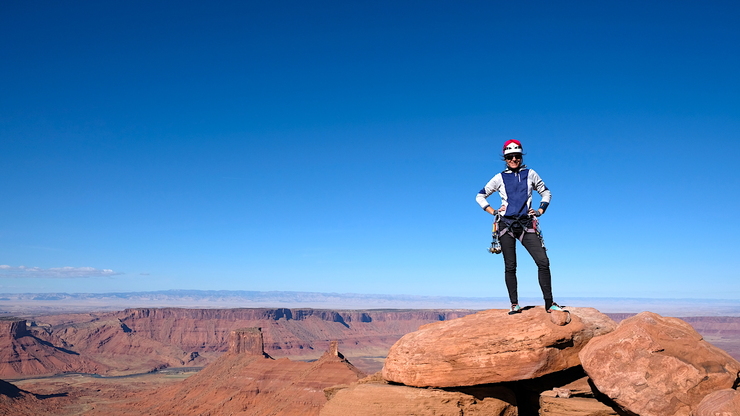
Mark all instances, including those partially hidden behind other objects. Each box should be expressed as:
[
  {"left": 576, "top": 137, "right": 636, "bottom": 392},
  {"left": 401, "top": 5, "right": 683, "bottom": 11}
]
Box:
[{"left": 1, "top": 1, "right": 738, "bottom": 299}]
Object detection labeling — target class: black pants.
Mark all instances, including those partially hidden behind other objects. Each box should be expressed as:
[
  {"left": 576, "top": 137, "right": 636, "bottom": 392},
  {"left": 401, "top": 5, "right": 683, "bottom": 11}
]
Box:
[{"left": 499, "top": 231, "right": 553, "bottom": 307}]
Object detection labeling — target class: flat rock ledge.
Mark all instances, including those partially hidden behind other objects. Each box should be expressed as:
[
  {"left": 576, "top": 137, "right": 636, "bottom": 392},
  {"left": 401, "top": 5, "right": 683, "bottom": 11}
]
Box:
[
  {"left": 320, "top": 381, "right": 517, "bottom": 416},
  {"left": 539, "top": 376, "right": 621, "bottom": 415},
  {"left": 382, "top": 306, "right": 616, "bottom": 388}
]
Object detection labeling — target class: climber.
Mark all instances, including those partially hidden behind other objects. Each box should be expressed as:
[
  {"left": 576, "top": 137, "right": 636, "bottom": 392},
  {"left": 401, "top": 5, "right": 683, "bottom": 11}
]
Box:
[{"left": 476, "top": 139, "right": 564, "bottom": 315}]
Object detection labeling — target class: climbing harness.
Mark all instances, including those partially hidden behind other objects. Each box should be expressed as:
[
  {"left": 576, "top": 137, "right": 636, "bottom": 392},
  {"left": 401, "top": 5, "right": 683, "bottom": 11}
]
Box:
[
  {"left": 532, "top": 215, "right": 547, "bottom": 251},
  {"left": 488, "top": 213, "right": 547, "bottom": 254}
]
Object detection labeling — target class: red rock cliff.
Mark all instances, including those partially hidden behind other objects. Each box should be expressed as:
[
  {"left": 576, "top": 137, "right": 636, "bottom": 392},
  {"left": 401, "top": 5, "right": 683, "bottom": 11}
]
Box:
[
  {"left": 0, "top": 319, "right": 29, "bottom": 339},
  {"left": 113, "top": 308, "right": 472, "bottom": 363},
  {"left": 0, "top": 318, "right": 106, "bottom": 378},
  {"left": 229, "top": 327, "right": 266, "bottom": 355}
]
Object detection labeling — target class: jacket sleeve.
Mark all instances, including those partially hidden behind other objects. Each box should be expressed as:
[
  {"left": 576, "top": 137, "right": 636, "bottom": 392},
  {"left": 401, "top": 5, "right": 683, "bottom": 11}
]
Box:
[
  {"left": 529, "top": 169, "right": 551, "bottom": 204},
  {"left": 476, "top": 174, "right": 503, "bottom": 210}
]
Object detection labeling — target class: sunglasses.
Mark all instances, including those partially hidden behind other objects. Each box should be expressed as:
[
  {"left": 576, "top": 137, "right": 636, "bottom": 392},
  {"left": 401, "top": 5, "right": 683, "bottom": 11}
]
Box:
[{"left": 505, "top": 154, "right": 522, "bottom": 160}]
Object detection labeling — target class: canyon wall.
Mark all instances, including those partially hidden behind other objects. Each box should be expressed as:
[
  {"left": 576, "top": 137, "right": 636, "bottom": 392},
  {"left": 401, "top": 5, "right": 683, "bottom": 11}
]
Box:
[
  {"left": 0, "top": 318, "right": 106, "bottom": 378},
  {"left": 26, "top": 308, "right": 473, "bottom": 375},
  {"left": 8, "top": 309, "right": 740, "bottom": 378},
  {"left": 83, "top": 327, "right": 366, "bottom": 416},
  {"left": 1, "top": 308, "right": 740, "bottom": 415},
  {"left": 113, "top": 308, "right": 473, "bottom": 370}
]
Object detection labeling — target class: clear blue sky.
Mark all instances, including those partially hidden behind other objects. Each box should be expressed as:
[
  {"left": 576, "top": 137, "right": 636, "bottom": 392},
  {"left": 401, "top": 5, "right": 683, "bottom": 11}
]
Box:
[{"left": 1, "top": 1, "right": 738, "bottom": 299}]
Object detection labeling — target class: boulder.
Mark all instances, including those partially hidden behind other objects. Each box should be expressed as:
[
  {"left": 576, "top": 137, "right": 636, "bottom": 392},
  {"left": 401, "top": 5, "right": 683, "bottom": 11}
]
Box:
[
  {"left": 382, "top": 307, "right": 616, "bottom": 387},
  {"left": 695, "top": 389, "right": 740, "bottom": 416},
  {"left": 549, "top": 309, "right": 572, "bottom": 326},
  {"left": 320, "top": 382, "right": 517, "bottom": 416},
  {"left": 579, "top": 311, "right": 740, "bottom": 416}
]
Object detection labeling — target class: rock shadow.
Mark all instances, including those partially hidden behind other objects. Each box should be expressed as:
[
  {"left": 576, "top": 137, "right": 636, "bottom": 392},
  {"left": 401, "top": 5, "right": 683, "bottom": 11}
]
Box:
[
  {"left": 502, "top": 366, "right": 587, "bottom": 415},
  {"left": 0, "top": 379, "right": 24, "bottom": 398},
  {"left": 442, "top": 366, "right": 590, "bottom": 415},
  {"left": 35, "top": 392, "right": 69, "bottom": 400},
  {"left": 587, "top": 378, "right": 637, "bottom": 416},
  {"left": 33, "top": 336, "right": 80, "bottom": 355},
  {"left": 442, "top": 383, "right": 517, "bottom": 408}
]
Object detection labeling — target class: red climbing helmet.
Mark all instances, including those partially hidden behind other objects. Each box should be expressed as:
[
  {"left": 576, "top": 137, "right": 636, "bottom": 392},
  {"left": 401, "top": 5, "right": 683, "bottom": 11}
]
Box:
[{"left": 502, "top": 139, "right": 523, "bottom": 156}]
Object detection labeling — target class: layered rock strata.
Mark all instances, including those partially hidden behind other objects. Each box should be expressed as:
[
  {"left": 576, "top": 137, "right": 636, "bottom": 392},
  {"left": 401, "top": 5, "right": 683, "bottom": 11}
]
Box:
[
  {"left": 40, "top": 317, "right": 203, "bottom": 374},
  {"left": 116, "top": 308, "right": 472, "bottom": 357},
  {"left": 0, "top": 318, "right": 106, "bottom": 378},
  {"left": 695, "top": 388, "right": 740, "bottom": 416},
  {"left": 23, "top": 308, "right": 740, "bottom": 378},
  {"left": 229, "top": 327, "right": 268, "bottom": 356},
  {"left": 31, "top": 307, "right": 473, "bottom": 375},
  {"left": 85, "top": 328, "right": 366, "bottom": 416}
]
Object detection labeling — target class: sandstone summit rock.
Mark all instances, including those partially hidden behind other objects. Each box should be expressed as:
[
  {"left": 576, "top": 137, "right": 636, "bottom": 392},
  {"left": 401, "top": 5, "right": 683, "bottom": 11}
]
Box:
[
  {"left": 695, "top": 388, "right": 740, "bottom": 416},
  {"left": 579, "top": 311, "right": 740, "bottom": 416},
  {"left": 382, "top": 307, "right": 616, "bottom": 388}
]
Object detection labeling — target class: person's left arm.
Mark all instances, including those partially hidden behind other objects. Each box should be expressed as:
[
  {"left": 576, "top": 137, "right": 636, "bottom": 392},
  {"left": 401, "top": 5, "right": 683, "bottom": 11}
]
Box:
[{"left": 529, "top": 169, "right": 551, "bottom": 216}]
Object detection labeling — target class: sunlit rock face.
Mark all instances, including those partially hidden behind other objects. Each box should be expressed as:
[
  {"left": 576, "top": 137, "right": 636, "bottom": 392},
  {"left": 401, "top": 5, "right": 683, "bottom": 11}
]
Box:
[
  {"left": 579, "top": 311, "right": 740, "bottom": 416},
  {"left": 382, "top": 307, "right": 616, "bottom": 387}
]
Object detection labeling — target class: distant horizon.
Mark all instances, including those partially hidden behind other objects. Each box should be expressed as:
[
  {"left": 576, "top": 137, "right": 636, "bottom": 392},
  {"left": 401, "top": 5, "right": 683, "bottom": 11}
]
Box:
[
  {"left": 1, "top": 289, "right": 739, "bottom": 317},
  {"left": 3, "top": 287, "right": 740, "bottom": 301}
]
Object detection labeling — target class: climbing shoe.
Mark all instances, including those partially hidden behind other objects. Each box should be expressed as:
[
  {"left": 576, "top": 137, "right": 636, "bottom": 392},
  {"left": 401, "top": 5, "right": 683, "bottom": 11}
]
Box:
[
  {"left": 508, "top": 304, "right": 522, "bottom": 315},
  {"left": 547, "top": 302, "right": 565, "bottom": 313}
]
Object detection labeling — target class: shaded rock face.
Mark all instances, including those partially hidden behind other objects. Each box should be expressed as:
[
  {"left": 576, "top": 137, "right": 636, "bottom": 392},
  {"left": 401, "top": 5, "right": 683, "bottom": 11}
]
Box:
[
  {"left": 320, "top": 381, "right": 517, "bottom": 416},
  {"left": 0, "top": 319, "right": 30, "bottom": 338},
  {"left": 35, "top": 317, "right": 204, "bottom": 374},
  {"left": 579, "top": 311, "right": 740, "bottom": 416},
  {"left": 382, "top": 307, "right": 616, "bottom": 387},
  {"left": 695, "top": 388, "right": 740, "bottom": 416},
  {"left": 0, "top": 319, "right": 106, "bottom": 378},
  {"left": 0, "top": 379, "right": 45, "bottom": 416}
]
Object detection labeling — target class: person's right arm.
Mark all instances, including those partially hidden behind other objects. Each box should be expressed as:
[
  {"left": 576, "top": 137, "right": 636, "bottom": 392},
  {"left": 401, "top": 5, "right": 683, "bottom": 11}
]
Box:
[{"left": 476, "top": 174, "right": 504, "bottom": 215}]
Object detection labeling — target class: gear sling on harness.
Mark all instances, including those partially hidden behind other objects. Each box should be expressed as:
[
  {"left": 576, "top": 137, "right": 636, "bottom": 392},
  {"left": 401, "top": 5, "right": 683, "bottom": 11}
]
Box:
[{"left": 489, "top": 215, "right": 546, "bottom": 254}]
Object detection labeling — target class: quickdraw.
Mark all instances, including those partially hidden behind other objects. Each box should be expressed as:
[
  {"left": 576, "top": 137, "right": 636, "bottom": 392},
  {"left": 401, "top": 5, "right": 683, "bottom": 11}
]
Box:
[{"left": 488, "top": 213, "right": 502, "bottom": 254}]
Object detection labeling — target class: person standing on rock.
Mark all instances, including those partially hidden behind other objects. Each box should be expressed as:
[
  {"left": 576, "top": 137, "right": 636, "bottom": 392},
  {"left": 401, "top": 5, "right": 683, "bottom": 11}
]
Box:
[{"left": 475, "top": 139, "right": 564, "bottom": 315}]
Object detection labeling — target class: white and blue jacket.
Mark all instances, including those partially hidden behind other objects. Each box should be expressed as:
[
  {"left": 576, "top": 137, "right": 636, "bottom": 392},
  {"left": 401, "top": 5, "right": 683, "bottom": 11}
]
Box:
[{"left": 476, "top": 166, "right": 551, "bottom": 218}]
